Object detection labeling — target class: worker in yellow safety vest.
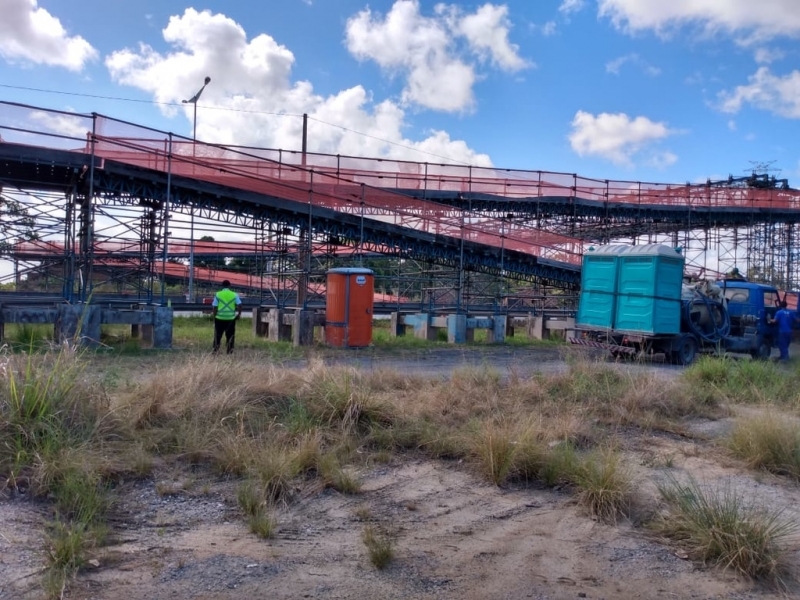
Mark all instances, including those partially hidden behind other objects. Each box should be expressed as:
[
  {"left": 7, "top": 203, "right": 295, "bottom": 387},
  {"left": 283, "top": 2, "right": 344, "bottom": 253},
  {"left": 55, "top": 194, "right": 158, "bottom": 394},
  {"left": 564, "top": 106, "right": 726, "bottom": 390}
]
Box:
[{"left": 211, "top": 279, "right": 242, "bottom": 354}]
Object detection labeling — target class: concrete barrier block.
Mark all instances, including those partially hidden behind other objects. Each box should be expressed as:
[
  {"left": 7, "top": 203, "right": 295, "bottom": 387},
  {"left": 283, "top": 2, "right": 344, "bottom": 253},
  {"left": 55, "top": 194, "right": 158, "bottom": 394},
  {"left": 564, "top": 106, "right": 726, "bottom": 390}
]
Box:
[
  {"left": 390, "top": 312, "right": 406, "bottom": 337},
  {"left": 57, "top": 304, "right": 101, "bottom": 347},
  {"left": 487, "top": 315, "right": 507, "bottom": 344},
  {"left": 447, "top": 314, "right": 467, "bottom": 344},
  {"left": 293, "top": 309, "right": 315, "bottom": 347}
]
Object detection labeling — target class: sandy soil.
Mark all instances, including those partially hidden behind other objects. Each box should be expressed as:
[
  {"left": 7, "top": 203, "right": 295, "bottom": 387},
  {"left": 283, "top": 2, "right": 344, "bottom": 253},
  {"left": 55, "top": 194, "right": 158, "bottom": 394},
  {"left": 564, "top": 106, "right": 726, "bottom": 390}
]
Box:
[
  {"left": 3, "top": 449, "right": 796, "bottom": 600},
  {"left": 2, "top": 348, "right": 799, "bottom": 599}
]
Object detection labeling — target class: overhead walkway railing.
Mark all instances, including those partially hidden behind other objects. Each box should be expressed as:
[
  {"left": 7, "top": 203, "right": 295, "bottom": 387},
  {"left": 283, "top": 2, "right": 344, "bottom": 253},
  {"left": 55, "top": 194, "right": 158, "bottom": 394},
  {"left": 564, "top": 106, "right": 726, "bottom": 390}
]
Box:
[
  {"left": 2, "top": 100, "right": 799, "bottom": 214},
  {"left": 4, "top": 99, "right": 800, "bottom": 279},
  {"left": 84, "top": 116, "right": 585, "bottom": 266},
  {"left": 86, "top": 113, "right": 800, "bottom": 211},
  {"left": 9, "top": 239, "right": 374, "bottom": 260},
  {"left": 0, "top": 101, "right": 586, "bottom": 266}
]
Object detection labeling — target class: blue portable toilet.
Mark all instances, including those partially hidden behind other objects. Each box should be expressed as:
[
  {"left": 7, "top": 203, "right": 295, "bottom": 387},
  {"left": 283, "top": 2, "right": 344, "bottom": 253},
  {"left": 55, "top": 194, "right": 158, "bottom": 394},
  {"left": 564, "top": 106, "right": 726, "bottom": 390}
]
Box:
[
  {"left": 614, "top": 245, "right": 684, "bottom": 334},
  {"left": 576, "top": 245, "right": 628, "bottom": 330}
]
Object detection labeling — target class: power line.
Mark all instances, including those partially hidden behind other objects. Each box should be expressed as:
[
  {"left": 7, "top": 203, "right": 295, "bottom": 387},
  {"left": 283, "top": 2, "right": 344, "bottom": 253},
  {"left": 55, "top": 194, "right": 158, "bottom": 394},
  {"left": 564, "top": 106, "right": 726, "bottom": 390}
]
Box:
[
  {"left": 307, "top": 115, "right": 472, "bottom": 165},
  {"left": 0, "top": 83, "right": 297, "bottom": 116},
  {"left": 0, "top": 83, "right": 473, "bottom": 165}
]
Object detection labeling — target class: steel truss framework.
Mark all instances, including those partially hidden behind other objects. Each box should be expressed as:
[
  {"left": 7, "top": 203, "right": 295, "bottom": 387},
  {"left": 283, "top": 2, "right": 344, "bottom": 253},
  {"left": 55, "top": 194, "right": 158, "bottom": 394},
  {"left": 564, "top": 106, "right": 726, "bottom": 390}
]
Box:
[
  {"left": 0, "top": 144, "right": 579, "bottom": 308},
  {"left": 3, "top": 100, "right": 800, "bottom": 314}
]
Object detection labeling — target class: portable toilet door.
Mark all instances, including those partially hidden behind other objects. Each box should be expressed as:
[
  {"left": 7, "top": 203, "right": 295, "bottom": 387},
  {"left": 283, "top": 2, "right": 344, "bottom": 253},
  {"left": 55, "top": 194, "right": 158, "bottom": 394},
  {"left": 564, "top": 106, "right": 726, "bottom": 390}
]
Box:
[
  {"left": 325, "top": 268, "right": 374, "bottom": 347},
  {"left": 576, "top": 245, "right": 628, "bottom": 330}
]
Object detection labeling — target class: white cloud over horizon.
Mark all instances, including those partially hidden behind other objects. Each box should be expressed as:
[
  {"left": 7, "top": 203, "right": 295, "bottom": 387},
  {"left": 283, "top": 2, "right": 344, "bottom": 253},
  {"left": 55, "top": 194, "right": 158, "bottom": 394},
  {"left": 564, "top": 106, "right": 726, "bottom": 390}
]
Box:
[
  {"left": 754, "top": 47, "right": 786, "bottom": 64},
  {"left": 559, "top": 0, "right": 586, "bottom": 16},
  {"left": 569, "top": 110, "right": 677, "bottom": 167},
  {"left": 598, "top": 0, "right": 800, "bottom": 43},
  {"left": 605, "top": 53, "right": 661, "bottom": 76},
  {"left": 105, "top": 7, "right": 493, "bottom": 166},
  {"left": 719, "top": 67, "right": 800, "bottom": 119},
  {"left": 345, "top": 0, "right": 529, "bottom": 112},
  {"left": 0, "top": 0, "right": 97, "bottom": 71}
]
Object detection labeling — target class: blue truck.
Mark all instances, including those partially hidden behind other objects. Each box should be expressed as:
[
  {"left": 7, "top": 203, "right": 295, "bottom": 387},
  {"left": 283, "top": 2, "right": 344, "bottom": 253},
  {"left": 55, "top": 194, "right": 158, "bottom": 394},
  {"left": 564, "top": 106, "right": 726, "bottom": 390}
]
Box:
[{"left": 570, "top": 245, "right": 780, "bottom": 365}]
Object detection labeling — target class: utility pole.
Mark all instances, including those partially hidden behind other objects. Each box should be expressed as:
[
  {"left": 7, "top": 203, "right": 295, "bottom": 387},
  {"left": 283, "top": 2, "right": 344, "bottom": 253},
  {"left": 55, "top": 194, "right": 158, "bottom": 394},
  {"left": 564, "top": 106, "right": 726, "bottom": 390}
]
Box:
[{"left": 182, "top": 76, "right": 211, "bottom": 303}]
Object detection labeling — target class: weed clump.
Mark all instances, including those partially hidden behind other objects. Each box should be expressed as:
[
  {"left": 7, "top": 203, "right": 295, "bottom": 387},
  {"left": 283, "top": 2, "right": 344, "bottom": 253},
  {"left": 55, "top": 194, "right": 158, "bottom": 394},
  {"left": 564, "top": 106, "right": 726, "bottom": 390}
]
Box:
[
  {"left": 685, "top": 357, "right": 795, "bottom": 405},
  {"left": 571, "top": 449, "right": 634, "bottom": 523},
  {"left": 362, "top": 525, "right": 394, "bottom": 569},
  {"left": 727, "top": 414, "right": 800, "bottom": 480},
  {"left": 0, "top": 345, "right": 117, "bottom": 598},
  {"left": 237, "top": 480, "right": 277, "bottom": 539},
  {"left": 654, "top": 475, "right": 797, "bottom": 583}
]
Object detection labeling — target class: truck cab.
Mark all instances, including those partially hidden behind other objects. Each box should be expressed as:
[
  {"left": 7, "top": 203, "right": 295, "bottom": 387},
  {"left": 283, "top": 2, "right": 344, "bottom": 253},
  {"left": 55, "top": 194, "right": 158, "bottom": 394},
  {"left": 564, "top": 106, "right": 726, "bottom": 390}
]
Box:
[{"left": 720, "top": 280, "right": 779, "bottom": 358}]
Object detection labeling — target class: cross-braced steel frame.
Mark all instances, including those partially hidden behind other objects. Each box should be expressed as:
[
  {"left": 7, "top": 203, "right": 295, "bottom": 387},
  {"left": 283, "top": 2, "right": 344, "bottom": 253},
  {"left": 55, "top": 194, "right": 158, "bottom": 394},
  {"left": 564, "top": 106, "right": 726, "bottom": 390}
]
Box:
[{"left": 3, "top": 100, "right": 800, "bottom": 315}]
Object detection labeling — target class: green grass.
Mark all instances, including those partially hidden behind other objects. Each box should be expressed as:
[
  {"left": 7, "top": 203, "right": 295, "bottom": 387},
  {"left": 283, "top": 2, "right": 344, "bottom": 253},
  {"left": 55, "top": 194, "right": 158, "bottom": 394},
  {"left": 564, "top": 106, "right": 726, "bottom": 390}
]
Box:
[
  {"left": 655, "top": 475, "right": 797, "bottom": 583},
  {"left": 684, "top": 356, "right": 797, "bottom": 405},
  {"left": 5, "top": 323, "right": 52, "bottom": 350},
  {"left": 44, "top": 519, "right": 105, "bottom": 598},
  {"left": 97, "top": 316, "right": 301, "bottom": 358},
  {"left": 0, "top": 346, "right": 117, "bottom": 598}
]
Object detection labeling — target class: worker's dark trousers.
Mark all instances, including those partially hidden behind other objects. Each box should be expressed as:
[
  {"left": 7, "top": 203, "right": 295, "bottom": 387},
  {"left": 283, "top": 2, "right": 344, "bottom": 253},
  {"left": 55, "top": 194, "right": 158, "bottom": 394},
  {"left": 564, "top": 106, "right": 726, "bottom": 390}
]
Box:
[
  {"left": 778, "top": 331, "right": 792, "bottom": 361},
  {"left": 213, "top": 318, "right": 237, "bottom": 354}
]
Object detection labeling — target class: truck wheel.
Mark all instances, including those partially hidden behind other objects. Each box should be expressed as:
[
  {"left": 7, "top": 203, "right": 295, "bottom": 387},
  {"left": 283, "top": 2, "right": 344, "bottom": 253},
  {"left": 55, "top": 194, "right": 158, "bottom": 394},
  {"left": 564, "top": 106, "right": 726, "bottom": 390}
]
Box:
[
  {"left": 672, "top": 336, "right": 698, "bottom": 366},
  {"left": 750, "top": 342, "right": 771, "bottom": 360}
]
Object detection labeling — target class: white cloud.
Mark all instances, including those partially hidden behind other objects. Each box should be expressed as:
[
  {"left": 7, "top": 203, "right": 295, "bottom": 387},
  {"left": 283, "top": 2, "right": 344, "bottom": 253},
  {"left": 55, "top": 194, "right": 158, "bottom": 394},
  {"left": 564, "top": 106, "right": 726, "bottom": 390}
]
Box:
[
  {"left": 718, "top": 67, "right": 800, "bottom": 118},
  {"left": 345, "top": 0, "right": 529, "bottom": 112},
  {"left": 727, "top": 119, "right": 737, "bottom": 131},
  {"left": 105, "top": 8, "right": 491, "bottom": 166},
  {"left": 568, "top": 110, "right": 676, "bottom": 166},
  {"left": 605, "top": 53, "right": 661, "bottom": 76},
  {"left": 540, "top": 21, "right": 557, "bottom": 36},
  {"left": 647, "top": 151, "right": 678, "bottom": 169},
  {"left": 0, "top": 0, "right": 97, "bottom": 70},
  {"left": 754, "top": 47, "right": 785, "bottom": 64},
  {"left": 598, "top": 0, "right": 800, "bottom": 43},
  {"left": 453, "top": 4, "right": 529, "bottom": 71},
  {"left": 29, "top": 110, "right": 89, "bottom": 138},
  {"left": 559, "top": 0, "right": 586, "bottom": 15}
]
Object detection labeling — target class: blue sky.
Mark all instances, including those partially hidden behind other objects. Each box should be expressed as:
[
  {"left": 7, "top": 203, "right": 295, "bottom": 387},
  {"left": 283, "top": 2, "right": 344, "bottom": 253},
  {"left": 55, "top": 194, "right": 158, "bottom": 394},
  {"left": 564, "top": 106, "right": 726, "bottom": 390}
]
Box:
[{"left": 2, "top": 0, "right": 800, "bottom": 186}]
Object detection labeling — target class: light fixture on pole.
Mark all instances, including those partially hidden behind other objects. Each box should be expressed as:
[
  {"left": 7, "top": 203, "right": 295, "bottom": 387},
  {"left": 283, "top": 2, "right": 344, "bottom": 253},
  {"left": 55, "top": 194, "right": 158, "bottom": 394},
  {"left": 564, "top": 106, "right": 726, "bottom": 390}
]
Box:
[
  {"left": 182, "top": 75, "right": 211, "bottom": 141},
  {"left": 182, "top": 76, "right": 211, "bottom": 304}
]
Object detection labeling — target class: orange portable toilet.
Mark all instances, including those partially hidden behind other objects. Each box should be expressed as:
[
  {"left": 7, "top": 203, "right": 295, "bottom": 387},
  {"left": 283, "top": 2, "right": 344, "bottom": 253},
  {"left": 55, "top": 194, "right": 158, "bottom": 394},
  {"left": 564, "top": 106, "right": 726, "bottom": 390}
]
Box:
[{"left": 325, "top": 268, "right": 374, "bottom": 347}]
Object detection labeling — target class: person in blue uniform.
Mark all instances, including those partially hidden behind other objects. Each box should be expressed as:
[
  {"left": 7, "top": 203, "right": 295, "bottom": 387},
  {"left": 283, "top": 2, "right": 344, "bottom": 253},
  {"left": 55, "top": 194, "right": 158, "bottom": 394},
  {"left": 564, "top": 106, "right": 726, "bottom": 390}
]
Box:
[{"left": 771, "top": 301, "right": 797, "bottom": 361}]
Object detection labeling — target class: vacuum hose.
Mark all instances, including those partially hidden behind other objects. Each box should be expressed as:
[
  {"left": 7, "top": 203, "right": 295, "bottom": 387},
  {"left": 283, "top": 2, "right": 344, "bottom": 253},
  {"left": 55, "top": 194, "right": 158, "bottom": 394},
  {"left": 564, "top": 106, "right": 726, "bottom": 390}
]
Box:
[{"left": 681, "top": 291, "right": 731, "bottom": 343}]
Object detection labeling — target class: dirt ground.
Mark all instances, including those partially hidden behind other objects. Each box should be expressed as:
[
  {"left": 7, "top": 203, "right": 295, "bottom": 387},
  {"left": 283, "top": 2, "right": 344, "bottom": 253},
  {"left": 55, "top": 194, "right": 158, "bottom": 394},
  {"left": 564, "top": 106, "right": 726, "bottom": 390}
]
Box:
[{"left": 2, "top": 346, "right": 799, "bottom": 600}]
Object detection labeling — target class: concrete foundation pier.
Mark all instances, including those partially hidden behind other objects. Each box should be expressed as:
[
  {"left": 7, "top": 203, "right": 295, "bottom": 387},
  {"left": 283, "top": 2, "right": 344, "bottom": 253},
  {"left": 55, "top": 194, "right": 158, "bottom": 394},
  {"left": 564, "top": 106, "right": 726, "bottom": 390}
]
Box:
[{"left": 292, "top": 309, "right": 315, "bottom": 347}]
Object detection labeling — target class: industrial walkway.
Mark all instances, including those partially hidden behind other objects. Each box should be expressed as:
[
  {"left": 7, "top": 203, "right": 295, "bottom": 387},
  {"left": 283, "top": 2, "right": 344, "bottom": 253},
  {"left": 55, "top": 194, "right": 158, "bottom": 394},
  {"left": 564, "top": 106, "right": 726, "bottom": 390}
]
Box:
[{"left": 3, "top": 100, "right": 800, "bottom": 299}]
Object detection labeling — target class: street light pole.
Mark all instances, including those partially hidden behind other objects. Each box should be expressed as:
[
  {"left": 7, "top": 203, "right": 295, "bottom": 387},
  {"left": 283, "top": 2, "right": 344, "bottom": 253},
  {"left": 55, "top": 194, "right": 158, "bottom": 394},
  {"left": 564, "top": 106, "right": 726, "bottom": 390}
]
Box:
[
  {"left": 182, "top": 76, "right": 211, "bottom": 303},
  {"left": 183, "top": 76, "right": 211, "bottom": 142}
]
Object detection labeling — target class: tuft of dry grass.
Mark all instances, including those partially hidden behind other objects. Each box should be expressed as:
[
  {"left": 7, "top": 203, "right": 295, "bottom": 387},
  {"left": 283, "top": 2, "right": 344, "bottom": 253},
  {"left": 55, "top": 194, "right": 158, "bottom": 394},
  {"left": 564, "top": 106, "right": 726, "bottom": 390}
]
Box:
[
  {"left": 727, "top": 413, "right": 800, "bottom": 480},
  {"left": 362, "top": 525, "right": 394, "bottom": 569},
  {"left": 655, "top": 475, "right": 797, "bottom": 584},
  {"left": 237, "top": 480, "right": 277, "bottom": 538},
  {"left": 571, "top": 448, "right": 635, "bottom": 523},
  {"left": 13, "top": 346, "right": 800, "bottom": 595},
  {"left": 318, "top": 453, "right": 361, "bottom": 494},
  {"left": 472, "top": 419, "right": 524, "bottom": 485}
]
